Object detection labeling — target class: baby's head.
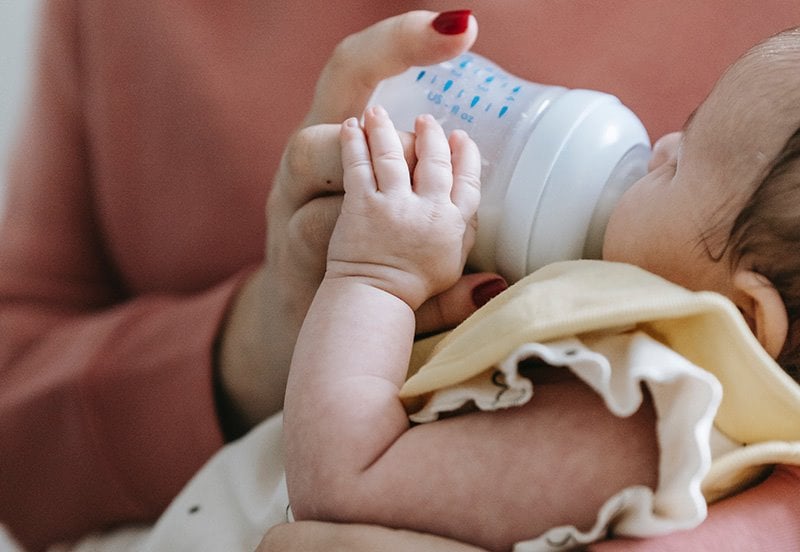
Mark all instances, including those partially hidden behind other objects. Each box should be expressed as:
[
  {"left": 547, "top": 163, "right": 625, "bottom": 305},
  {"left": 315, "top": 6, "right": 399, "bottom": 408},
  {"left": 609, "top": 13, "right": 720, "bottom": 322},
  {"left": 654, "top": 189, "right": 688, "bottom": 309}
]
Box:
[{"left": 603, "top": 27, "right": 800, "bottom": 380}]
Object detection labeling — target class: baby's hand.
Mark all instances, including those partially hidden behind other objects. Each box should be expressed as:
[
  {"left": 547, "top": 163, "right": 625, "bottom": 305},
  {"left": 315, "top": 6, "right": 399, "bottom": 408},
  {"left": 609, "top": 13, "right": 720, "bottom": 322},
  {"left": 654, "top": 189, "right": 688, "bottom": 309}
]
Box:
[{"left": 327, "top": 106, "right": 481, "bottom": 310}]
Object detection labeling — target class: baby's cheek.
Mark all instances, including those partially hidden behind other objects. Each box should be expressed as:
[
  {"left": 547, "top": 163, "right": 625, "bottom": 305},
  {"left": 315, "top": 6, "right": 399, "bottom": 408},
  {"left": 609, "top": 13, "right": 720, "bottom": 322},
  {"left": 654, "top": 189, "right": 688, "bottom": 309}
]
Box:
[{"left": 601, "top": 205, "right": 627, "bottom": 262}]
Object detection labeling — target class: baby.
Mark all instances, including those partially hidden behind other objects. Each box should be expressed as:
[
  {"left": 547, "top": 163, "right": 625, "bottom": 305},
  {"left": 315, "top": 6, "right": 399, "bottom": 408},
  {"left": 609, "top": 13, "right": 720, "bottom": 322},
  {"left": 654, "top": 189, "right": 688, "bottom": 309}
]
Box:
[{"left": 284, "top": 27, "right": 800, "bottom": 551}]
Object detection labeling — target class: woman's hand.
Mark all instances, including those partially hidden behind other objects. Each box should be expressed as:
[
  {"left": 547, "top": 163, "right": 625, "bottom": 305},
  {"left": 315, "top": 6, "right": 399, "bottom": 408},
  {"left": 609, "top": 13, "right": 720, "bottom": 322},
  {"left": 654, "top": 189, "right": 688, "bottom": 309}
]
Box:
[
  {"left": 259, "top": 465, "right": 800, "bottom": 552},
  {"left": 257, "top": 521, "right": 488, "bottom": 552},
  {"left": 215, "top": 11, "right": 504, "bottom": 431}
]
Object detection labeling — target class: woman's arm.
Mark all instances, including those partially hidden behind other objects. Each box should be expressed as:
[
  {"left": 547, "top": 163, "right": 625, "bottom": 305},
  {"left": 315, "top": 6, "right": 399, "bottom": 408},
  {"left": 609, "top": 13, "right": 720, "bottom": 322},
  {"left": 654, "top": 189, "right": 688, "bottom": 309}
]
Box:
[
  {"left": 258, "top": 521, "right": 488, "bottom": 552},
  {"left": 261, "top": 461, "right": 800, "bottom": 552},
  {"left": 217, "top": 9, "right": 491, "bottom": 430},
  {"left": 588, "top": 464, "right": 800, "bottom": 551},
  {"left": 0, "top": 7, "right": 498, "bottom": 550},
  {"left": 0, "top": 2, "right": 241, "bottom": 548}
]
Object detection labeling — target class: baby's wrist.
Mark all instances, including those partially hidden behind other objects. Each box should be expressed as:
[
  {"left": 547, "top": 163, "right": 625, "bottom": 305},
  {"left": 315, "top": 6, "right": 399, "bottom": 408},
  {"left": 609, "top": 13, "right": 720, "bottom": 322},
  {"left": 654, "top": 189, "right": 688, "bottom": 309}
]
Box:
[{"left": 323, "top": 264, "right": 429, "bottom": 311}]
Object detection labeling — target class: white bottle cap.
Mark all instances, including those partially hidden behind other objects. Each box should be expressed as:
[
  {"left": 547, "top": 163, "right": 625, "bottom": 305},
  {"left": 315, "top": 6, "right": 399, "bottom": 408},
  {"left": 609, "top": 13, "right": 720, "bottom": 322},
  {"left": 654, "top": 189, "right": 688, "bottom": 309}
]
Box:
[{"left": 494, "top": 90, "right": 651, "bottom": 282}]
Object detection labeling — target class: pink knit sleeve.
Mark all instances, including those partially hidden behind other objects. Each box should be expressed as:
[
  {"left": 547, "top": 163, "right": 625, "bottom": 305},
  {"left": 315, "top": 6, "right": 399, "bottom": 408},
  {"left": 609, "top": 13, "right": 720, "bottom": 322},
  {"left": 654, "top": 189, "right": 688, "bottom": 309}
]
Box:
[
  {"left": 0, "top": 283, "right": 241, "bottom": 550},
  {"left": 0, "top": 1, "right": 242, "bottom": 549}
]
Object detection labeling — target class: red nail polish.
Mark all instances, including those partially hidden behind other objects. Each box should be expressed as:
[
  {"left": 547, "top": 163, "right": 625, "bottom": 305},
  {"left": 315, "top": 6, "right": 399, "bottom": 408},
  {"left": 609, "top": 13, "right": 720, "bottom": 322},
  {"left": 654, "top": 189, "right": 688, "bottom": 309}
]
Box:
[
  {"left": 471, "top": 277, "right": 508, "bottom": 308},
  {"left": 432, "top": 10, "right": 472, "bottom": 35}
]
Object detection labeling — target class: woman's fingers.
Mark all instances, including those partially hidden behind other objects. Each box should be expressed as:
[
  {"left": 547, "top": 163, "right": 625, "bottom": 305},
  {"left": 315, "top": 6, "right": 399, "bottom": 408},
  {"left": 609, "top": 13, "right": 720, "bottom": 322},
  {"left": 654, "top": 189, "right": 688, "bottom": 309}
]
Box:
[
  {"left": 282, "top": 124, "right": 345, "bottom": 197},
  {"left": 415, "top": 274, "right": 508, "bottom": 334},
  {"left": 304, "top": 10, "right": 477, "bottom": 126},
  {"left": 258, "top": 520, "right": 489, "bottom": 552},
  {"left": 283, "top": 9, "right": 477, "bottom": 211},
  {"left": 281, "top": 124, "right": 416, "bottom": 208}
]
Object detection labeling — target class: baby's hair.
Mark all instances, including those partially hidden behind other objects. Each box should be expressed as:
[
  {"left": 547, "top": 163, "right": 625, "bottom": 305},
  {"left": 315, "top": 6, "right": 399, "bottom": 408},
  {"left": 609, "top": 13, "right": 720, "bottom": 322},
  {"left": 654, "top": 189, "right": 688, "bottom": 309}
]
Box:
[{"left": 727, "top": 126, "right": 800, "bottom": 382}]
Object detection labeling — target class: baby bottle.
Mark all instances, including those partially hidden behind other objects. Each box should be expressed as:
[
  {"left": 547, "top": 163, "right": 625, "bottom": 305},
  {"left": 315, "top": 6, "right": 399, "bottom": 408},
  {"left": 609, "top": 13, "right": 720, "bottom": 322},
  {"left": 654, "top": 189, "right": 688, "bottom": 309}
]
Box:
[{"left": 368, "top": 52, "right": 651, "bottom": 283}]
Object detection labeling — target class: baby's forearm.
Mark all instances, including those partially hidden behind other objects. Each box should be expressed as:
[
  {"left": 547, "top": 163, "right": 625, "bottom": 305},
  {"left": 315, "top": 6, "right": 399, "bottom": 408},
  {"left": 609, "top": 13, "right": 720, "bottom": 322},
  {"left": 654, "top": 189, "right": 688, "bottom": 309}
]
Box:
[
  {"left": 288, "top": 353, "right": 659, "bottom": 552},
  {"left": 284, "top": 276, "right": 417, "bottom": 517}
]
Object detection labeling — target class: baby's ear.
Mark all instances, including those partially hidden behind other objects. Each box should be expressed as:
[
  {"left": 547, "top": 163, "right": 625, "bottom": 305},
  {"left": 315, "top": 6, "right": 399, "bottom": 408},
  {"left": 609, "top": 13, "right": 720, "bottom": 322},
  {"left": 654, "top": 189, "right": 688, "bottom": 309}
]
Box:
[{"left": 733, "top": 270, "right": 789, "bottom": 358}]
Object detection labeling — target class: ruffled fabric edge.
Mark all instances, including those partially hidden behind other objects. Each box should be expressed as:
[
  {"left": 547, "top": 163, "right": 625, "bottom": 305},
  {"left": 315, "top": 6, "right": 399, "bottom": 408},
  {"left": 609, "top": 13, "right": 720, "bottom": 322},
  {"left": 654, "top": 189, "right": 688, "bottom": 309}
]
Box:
[{"left": 409, "top": 330, "right": 723, "bottom": 551}]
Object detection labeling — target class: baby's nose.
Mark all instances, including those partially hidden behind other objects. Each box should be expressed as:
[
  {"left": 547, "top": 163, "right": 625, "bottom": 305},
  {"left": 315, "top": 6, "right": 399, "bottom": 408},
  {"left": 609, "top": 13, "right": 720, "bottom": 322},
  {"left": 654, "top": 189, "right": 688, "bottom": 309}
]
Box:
[{"left": 648, "top": 132, "right": 682, "bottom": 171}]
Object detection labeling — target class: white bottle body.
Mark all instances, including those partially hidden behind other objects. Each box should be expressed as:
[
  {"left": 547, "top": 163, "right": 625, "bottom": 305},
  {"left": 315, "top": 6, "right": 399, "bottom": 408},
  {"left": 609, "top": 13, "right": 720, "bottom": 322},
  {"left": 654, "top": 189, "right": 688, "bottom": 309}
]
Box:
[{"left": 369, "top": 52, "right": 651, "bottom": 282}]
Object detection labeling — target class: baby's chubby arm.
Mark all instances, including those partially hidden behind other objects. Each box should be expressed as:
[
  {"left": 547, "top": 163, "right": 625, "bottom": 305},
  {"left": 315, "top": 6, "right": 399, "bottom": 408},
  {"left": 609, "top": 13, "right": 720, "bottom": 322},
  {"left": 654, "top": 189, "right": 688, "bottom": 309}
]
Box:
[{"left": 284, "top": 106, "right": 480, "bottom": 514}]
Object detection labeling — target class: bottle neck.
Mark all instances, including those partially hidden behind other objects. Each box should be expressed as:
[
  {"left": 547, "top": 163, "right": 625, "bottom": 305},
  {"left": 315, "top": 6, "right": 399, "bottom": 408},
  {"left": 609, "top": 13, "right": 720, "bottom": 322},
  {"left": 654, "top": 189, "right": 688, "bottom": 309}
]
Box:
[{"left": 583, "top": 143, "right": 652, "bottom": 259}]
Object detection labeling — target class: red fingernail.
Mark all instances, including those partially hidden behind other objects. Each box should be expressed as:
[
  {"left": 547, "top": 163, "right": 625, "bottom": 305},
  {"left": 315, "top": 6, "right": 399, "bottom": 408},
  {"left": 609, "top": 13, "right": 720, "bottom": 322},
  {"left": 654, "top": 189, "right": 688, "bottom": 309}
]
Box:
[
  {"left": 471, "top": 277, "right": 508, "bottom": 308},
  {"left": 432, "top": 10, "right": 472, "bottom": 35}
]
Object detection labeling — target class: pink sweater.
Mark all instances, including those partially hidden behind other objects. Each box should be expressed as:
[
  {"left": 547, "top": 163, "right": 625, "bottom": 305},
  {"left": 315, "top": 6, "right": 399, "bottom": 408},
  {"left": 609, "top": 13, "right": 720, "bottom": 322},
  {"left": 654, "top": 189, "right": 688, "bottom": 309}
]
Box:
[{"left": 1, "top": 1, "right": 797, "bottom": 550}]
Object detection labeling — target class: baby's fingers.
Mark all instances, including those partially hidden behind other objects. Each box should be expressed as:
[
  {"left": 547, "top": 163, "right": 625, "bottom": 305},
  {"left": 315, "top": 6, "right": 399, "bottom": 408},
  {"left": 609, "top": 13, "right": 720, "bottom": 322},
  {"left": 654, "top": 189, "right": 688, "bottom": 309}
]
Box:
[
  {"left": 413, "top": 114, "right": 454, "bottom": 198},
  {"left": 340, "top": 118, "right": 376, "bottom": 194},
  {"left": 449, "top": 129, "right": 481, "bottom": 220},
  {"left": 363, "top": 106, "right": 412, "bottom": 194}
]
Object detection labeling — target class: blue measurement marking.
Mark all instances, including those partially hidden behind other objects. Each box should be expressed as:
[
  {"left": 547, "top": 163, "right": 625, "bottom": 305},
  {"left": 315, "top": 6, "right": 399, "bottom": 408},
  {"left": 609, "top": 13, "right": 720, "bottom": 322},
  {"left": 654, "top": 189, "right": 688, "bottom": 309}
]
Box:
[
  {"left": 485, "top": 75, "right": 495, "bottom": 83},
  {"left": 512, "top": 85, "right": 521, "bottom": 93},
  {"left": 416, "top": 70, "right": 426, "bottom": 82},
  {"left": 459, "top": 58, "right": 471, "bottom": 69},
  {"left": 498, "top": 106, "right": 509, "bottom": 118},
  {"left": 443, "top": 80, "right": 453, "bottom": 92},
  {"left": 470, "top": 96, "right": 480, "bottom": 108}
]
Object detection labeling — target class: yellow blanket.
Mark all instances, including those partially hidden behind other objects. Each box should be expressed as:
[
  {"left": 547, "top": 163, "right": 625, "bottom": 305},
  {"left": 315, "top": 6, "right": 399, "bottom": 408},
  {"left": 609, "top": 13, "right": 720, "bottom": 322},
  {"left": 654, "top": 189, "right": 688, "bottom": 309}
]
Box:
[{"left": 404, "top": 260, "right": 800, "bottom": 501}]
